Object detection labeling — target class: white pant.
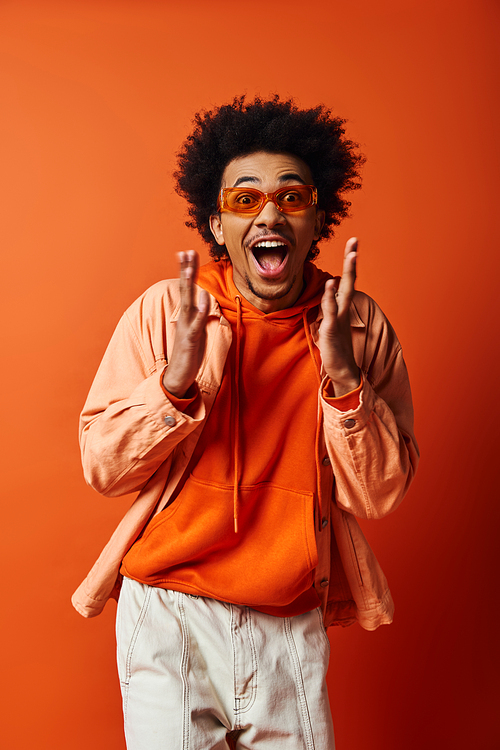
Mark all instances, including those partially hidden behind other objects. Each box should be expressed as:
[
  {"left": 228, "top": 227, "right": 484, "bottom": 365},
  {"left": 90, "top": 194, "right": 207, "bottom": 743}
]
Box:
[{"left": 116, "top": 577, "right": 335, "bottom": 749}]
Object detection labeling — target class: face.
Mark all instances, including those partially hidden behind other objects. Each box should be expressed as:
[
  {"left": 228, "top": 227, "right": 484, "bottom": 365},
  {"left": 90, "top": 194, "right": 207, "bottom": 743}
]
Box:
[{"left": 209, "top": 151, "right": 325, "bottom": 313}]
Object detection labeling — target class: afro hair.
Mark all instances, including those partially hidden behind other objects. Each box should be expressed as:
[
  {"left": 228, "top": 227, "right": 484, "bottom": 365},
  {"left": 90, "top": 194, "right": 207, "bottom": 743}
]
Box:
[{"left": 174, "top": 95, "right": 365, "bottom": 261}]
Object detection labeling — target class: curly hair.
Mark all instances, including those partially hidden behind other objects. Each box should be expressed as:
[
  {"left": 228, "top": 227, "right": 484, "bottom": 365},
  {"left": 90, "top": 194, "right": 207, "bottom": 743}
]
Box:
[{"left": 174, "top": 95, "right": 365, "bottom": 261}]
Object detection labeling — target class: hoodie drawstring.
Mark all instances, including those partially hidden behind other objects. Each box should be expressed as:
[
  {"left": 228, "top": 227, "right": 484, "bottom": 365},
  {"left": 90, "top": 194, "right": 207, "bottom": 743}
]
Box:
[
  {"left": 232, "top": 303, "right": 323, "bottom": 534},
  {"left": 233, "top": 295, "right": 242, "bottom": 533},
  {"left": 302, "top": 308, "right": 325, "bottom": 531}
]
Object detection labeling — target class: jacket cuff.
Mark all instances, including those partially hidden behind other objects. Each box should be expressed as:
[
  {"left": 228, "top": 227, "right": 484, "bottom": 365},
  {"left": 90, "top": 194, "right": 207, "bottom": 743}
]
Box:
[
  {"left": 137, "top": 365, "right": 206, "bottom": 436},
  {"left": 322, "top": 375, "right": 363, "bottom": 412},
  {"left": 160, "top": 371, "right": 200, "bottom": 415},
  {"left": 320, "top": 373, "right": 375, "bottom": 434}
]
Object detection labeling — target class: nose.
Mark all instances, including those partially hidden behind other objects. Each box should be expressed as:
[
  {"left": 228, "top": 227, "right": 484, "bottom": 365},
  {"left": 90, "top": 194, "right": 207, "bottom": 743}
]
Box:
[{"left": 255, "top": 198, "right": 286, "bottom": 228}]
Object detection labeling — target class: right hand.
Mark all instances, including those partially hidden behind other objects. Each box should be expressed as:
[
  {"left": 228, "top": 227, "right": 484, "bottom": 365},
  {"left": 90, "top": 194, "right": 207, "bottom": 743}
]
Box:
[
  {"left": 318, "top": 237, "right": 360, "bottom": 396},
  {"left": 162, "top": 250, "right": 209, "bottom": 398}
]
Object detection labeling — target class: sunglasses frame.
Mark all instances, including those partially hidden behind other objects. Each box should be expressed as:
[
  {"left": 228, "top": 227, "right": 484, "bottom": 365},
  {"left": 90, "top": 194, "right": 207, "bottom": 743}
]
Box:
[{"left": 217, "top": 185, "right": 318, "bottom": 214}]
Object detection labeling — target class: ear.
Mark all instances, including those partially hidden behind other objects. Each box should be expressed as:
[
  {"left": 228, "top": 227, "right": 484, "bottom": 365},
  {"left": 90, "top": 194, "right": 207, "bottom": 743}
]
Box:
[
  {"left": 314, "top": 209, "right": 325, "bottom": 241},
  {"left": 209, "top": 214, "right": 225, "bottom": 246}
]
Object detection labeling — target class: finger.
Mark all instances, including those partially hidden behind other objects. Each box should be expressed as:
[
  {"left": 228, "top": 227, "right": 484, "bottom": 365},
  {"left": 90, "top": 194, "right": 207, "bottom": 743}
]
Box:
[
  {"left": 320, "top": 279, "right": 339, "bottom": 325},
  {"left": 189, "top": 289, "right": 210, "bottom": 339},
  {"left": 178, "top": 251, "right": 187, "bottom": 289},
  {"left": 189, "top": 249, "right": 200, "bottom": 285},
  {"left": 187, "top": 250, "right": 201, "bottom": 311},
  {"left": 179, "top": 250, "right": 197, "bottom": 311},
  {"left": 343, "top": 237, "right": 358, "bottom": 276},
  {"left": 337, "top": 237, "right": 358, "bottom": 302},
  {"left": 344, "top": 236, "right": 358, "bottom": 259}
]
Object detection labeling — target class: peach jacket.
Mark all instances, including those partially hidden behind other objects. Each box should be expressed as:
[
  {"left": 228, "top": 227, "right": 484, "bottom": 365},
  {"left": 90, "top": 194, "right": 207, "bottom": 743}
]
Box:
[{"left": 72, "top": 279, "right": 419, "bottom": 630}]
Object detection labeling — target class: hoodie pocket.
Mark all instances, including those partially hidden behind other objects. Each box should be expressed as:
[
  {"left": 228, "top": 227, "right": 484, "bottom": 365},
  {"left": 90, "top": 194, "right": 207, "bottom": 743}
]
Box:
[{"left": 126, "top": 476, "right": 318, "bottom": 608}]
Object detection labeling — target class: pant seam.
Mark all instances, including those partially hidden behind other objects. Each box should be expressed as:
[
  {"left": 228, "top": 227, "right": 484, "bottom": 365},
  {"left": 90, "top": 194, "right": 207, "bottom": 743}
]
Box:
[
  {"left": 230, "top": 605, "right": 240, "bottom": 731},
  {"left": 120, "top": 583, "right": 153, "bottom": 725},
  {"left": 316, "top": 607, "right": 331, "bottom": 656},
  {"left": 284, "top": 617, "right": 315, "bottom": 750},
  {"left": 237, "top": 608, "right": 258, "bottom": 714},
  {"left": 125, "top": 584, "right": 153, "bottom": 684},
  {"left": 176, "top": 592, "right": 191, "bottom": 750}
]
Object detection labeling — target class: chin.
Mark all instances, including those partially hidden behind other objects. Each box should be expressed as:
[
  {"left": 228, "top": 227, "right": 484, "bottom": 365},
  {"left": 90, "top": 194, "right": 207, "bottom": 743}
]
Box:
[{"left": 246, "top": 274, "right": 296, "bottom": 301}]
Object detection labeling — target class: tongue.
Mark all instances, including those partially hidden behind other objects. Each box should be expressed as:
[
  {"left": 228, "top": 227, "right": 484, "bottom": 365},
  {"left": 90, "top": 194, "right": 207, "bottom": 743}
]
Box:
[{"left": 254, "top": 249, "right": 285, "bottom": 271}]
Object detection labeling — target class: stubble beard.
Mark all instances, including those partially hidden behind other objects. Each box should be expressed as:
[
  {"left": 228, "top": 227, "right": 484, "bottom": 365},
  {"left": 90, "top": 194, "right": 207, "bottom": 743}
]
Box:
[{"left": 245, "top": 272, "right": 298, "bottom": 301}]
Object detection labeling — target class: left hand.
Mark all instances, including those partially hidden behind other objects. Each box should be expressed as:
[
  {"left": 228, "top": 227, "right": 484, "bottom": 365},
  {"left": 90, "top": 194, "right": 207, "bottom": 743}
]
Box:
[{"left": 318, "top": 237, "right": 361, "bottom": 397}]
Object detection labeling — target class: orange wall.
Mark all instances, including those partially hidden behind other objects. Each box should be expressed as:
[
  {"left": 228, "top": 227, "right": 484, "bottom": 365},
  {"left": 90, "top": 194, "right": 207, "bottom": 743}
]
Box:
[{"left": 1, "top": 1, "right": 499, "bottom": 747}]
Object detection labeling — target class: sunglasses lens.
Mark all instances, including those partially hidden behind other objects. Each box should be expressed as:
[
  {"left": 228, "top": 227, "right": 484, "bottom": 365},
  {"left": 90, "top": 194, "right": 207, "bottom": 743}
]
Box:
[
  {"left": 224, "top": 189, "right": 262, "bottom": 212},
  {"left": 220, "top": 185, "right": 316, "bottom": 213},
  {"left": 275, "top": 186, "right": 314, "bottom": 210}
]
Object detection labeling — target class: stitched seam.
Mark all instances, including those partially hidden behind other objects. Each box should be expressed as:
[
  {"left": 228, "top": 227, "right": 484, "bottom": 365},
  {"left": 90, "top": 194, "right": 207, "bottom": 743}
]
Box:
[
  {"left": 231, "top": 606, "right": 240, "bottom": 730},
  {"left": 284, "top": 618, "right": 315, "bottom": 750},
  {"left": 342, "top": 515, "right": 369, "bottom": 608},
  {"left": 187, "top": 475, "right": 314, "bottom": 496},
  {"left": 371, "top": 345, "right": 402, "bottom": 389},
  {"left": 99, "top": 424, "right": 177, "bottom": 495},
  {"left": 237, "top": 608, "right": 258, "bottom": 714},
  {"left": 121, "top": 683, "right": 130, "bottom": 726},
  {"left": 123, "top": 310, "right": 156, "bottom": 375},
  {"left": 196, "top": 316, "right": 229, "bottom": 387},
  {"left": 247, "top": 610, "right": 258, "bottom": 710},
  {"left": 344, "top": 431, "right": 373, "bottom": 519},
  {"left": 316, "top": 607, "right": 330, "bottom": 656},
  {"left": 124, "top": 585, "right": 152, "bottom": 685},
  {"left": 303, "top": 490, "right": 317, "bottom": 569},
  {"left": 176, "top": 592, "right": 191, "bottom": 750}
]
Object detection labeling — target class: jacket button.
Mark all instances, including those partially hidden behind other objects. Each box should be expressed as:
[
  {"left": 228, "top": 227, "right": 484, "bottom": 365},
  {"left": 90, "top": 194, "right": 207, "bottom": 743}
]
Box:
[
  {"left": 322, "top": 456, "right": 331, "bottom": 466},
  {"left": 164, "top": 415, "right": 176, "bottom": 427},
  {"left": 320, "top": 578, "right": 329, "bottom": 588},
  {"left": 344, "top": 418, "right": 356, "bottom": 429},
  {"left": 321, "top": 518, "right": 328, "bottom": 529}
]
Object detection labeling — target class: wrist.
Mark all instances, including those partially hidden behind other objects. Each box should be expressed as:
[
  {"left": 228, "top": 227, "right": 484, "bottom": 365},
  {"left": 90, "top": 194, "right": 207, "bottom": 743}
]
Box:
[
  {"left": 162, "top": 372, "right": 190, "bottom": 399},
  {"left": 327, "top": 368, "right": 360, "bottom": 397}
]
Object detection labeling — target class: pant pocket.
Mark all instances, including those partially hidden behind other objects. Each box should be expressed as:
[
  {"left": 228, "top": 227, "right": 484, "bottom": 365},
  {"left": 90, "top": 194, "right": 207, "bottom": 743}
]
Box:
[
  {"left": 116, "top": 578, "right": 153, "bottom": 687},
  {"left": 316, "top": 607, "right": 331, "bottom": 657}
]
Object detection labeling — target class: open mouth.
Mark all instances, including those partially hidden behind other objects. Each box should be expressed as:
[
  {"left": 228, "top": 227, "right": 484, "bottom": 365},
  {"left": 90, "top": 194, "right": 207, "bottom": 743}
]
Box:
[{"left": 251, "top": 240, "right": 288, "bottom": 273}]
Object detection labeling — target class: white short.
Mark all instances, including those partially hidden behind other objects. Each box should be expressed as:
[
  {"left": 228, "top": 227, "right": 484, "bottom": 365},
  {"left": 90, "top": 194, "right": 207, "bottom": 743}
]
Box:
[{"left": 116, "top": 577, "right": 335, "bottom": 749}]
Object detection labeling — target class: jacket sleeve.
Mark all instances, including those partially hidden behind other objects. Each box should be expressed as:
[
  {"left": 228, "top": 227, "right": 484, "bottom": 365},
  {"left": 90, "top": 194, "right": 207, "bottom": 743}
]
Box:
[
  {"left": 79, "top": 305, "right": 206, "bottom": 497},
  {"left": 320, "top": 297, "right": 419, "bottom": 520}
]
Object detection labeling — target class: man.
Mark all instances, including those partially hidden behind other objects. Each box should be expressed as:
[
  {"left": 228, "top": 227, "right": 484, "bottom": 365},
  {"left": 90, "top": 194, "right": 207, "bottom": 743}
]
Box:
[{"left": 73, "top": 96, "right": 419, "bottom": 749}]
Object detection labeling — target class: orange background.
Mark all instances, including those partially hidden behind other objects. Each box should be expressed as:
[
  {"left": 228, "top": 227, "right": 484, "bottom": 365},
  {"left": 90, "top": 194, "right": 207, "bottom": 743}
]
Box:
[{"left": 1, "top": 1, "right": 499, "bottom": 748}]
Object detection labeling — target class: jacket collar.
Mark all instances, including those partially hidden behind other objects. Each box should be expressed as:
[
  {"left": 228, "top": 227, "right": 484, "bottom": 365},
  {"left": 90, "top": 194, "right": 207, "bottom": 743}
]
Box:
[{"left": 170, "top": 283, "right": 366, "bottom": 328}]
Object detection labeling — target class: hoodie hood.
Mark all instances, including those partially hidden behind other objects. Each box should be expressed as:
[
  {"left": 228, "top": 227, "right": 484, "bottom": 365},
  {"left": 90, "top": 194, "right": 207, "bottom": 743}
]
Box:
[{"left": 197, "top": 258, "right": 332, "bottom": 323}]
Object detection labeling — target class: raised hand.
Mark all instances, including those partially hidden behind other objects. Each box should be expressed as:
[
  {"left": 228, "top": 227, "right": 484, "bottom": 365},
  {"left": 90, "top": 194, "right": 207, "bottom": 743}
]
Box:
[
  {"left": 162, "top": 250, "right": 209, "bottom": 398},
  {"left": 318, "top": 237, "right": 361, "bottom": 397}
]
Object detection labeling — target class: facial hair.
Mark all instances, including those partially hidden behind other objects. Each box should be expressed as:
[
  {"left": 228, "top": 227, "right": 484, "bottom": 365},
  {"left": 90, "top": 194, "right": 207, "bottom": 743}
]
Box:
[{"left": 245, "top": 272, "right": 298, "bottom": 302}]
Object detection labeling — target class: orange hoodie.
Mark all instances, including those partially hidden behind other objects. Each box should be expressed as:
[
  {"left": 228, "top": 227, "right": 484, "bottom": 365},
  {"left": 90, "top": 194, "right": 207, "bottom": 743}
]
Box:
[{"left": 121, "top": 260, "right": 358, "bottom": 616}]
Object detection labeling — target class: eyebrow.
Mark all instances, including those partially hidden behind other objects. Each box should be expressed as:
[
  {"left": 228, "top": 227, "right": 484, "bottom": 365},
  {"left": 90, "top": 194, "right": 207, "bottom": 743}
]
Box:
[{"left": 232, "top": 172, "right": 307, "bottom": 188}]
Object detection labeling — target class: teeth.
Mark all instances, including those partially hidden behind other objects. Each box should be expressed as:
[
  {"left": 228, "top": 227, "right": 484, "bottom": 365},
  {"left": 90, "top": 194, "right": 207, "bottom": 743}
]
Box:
[{"left": 254, "top": 241, "right": 286, "bottom": 248}]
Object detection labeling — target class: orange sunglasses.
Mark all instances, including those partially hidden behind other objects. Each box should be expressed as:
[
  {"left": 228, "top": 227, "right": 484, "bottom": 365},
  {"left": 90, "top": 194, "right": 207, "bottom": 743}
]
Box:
[{"left": 217, "top": 185, "right": 318, "bottom": 214}]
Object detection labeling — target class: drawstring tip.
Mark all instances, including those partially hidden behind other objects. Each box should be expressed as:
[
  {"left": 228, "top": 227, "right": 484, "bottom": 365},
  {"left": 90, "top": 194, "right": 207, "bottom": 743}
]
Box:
[{"left": 234, "top": 517, "right": 238, "bottom": 534}]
